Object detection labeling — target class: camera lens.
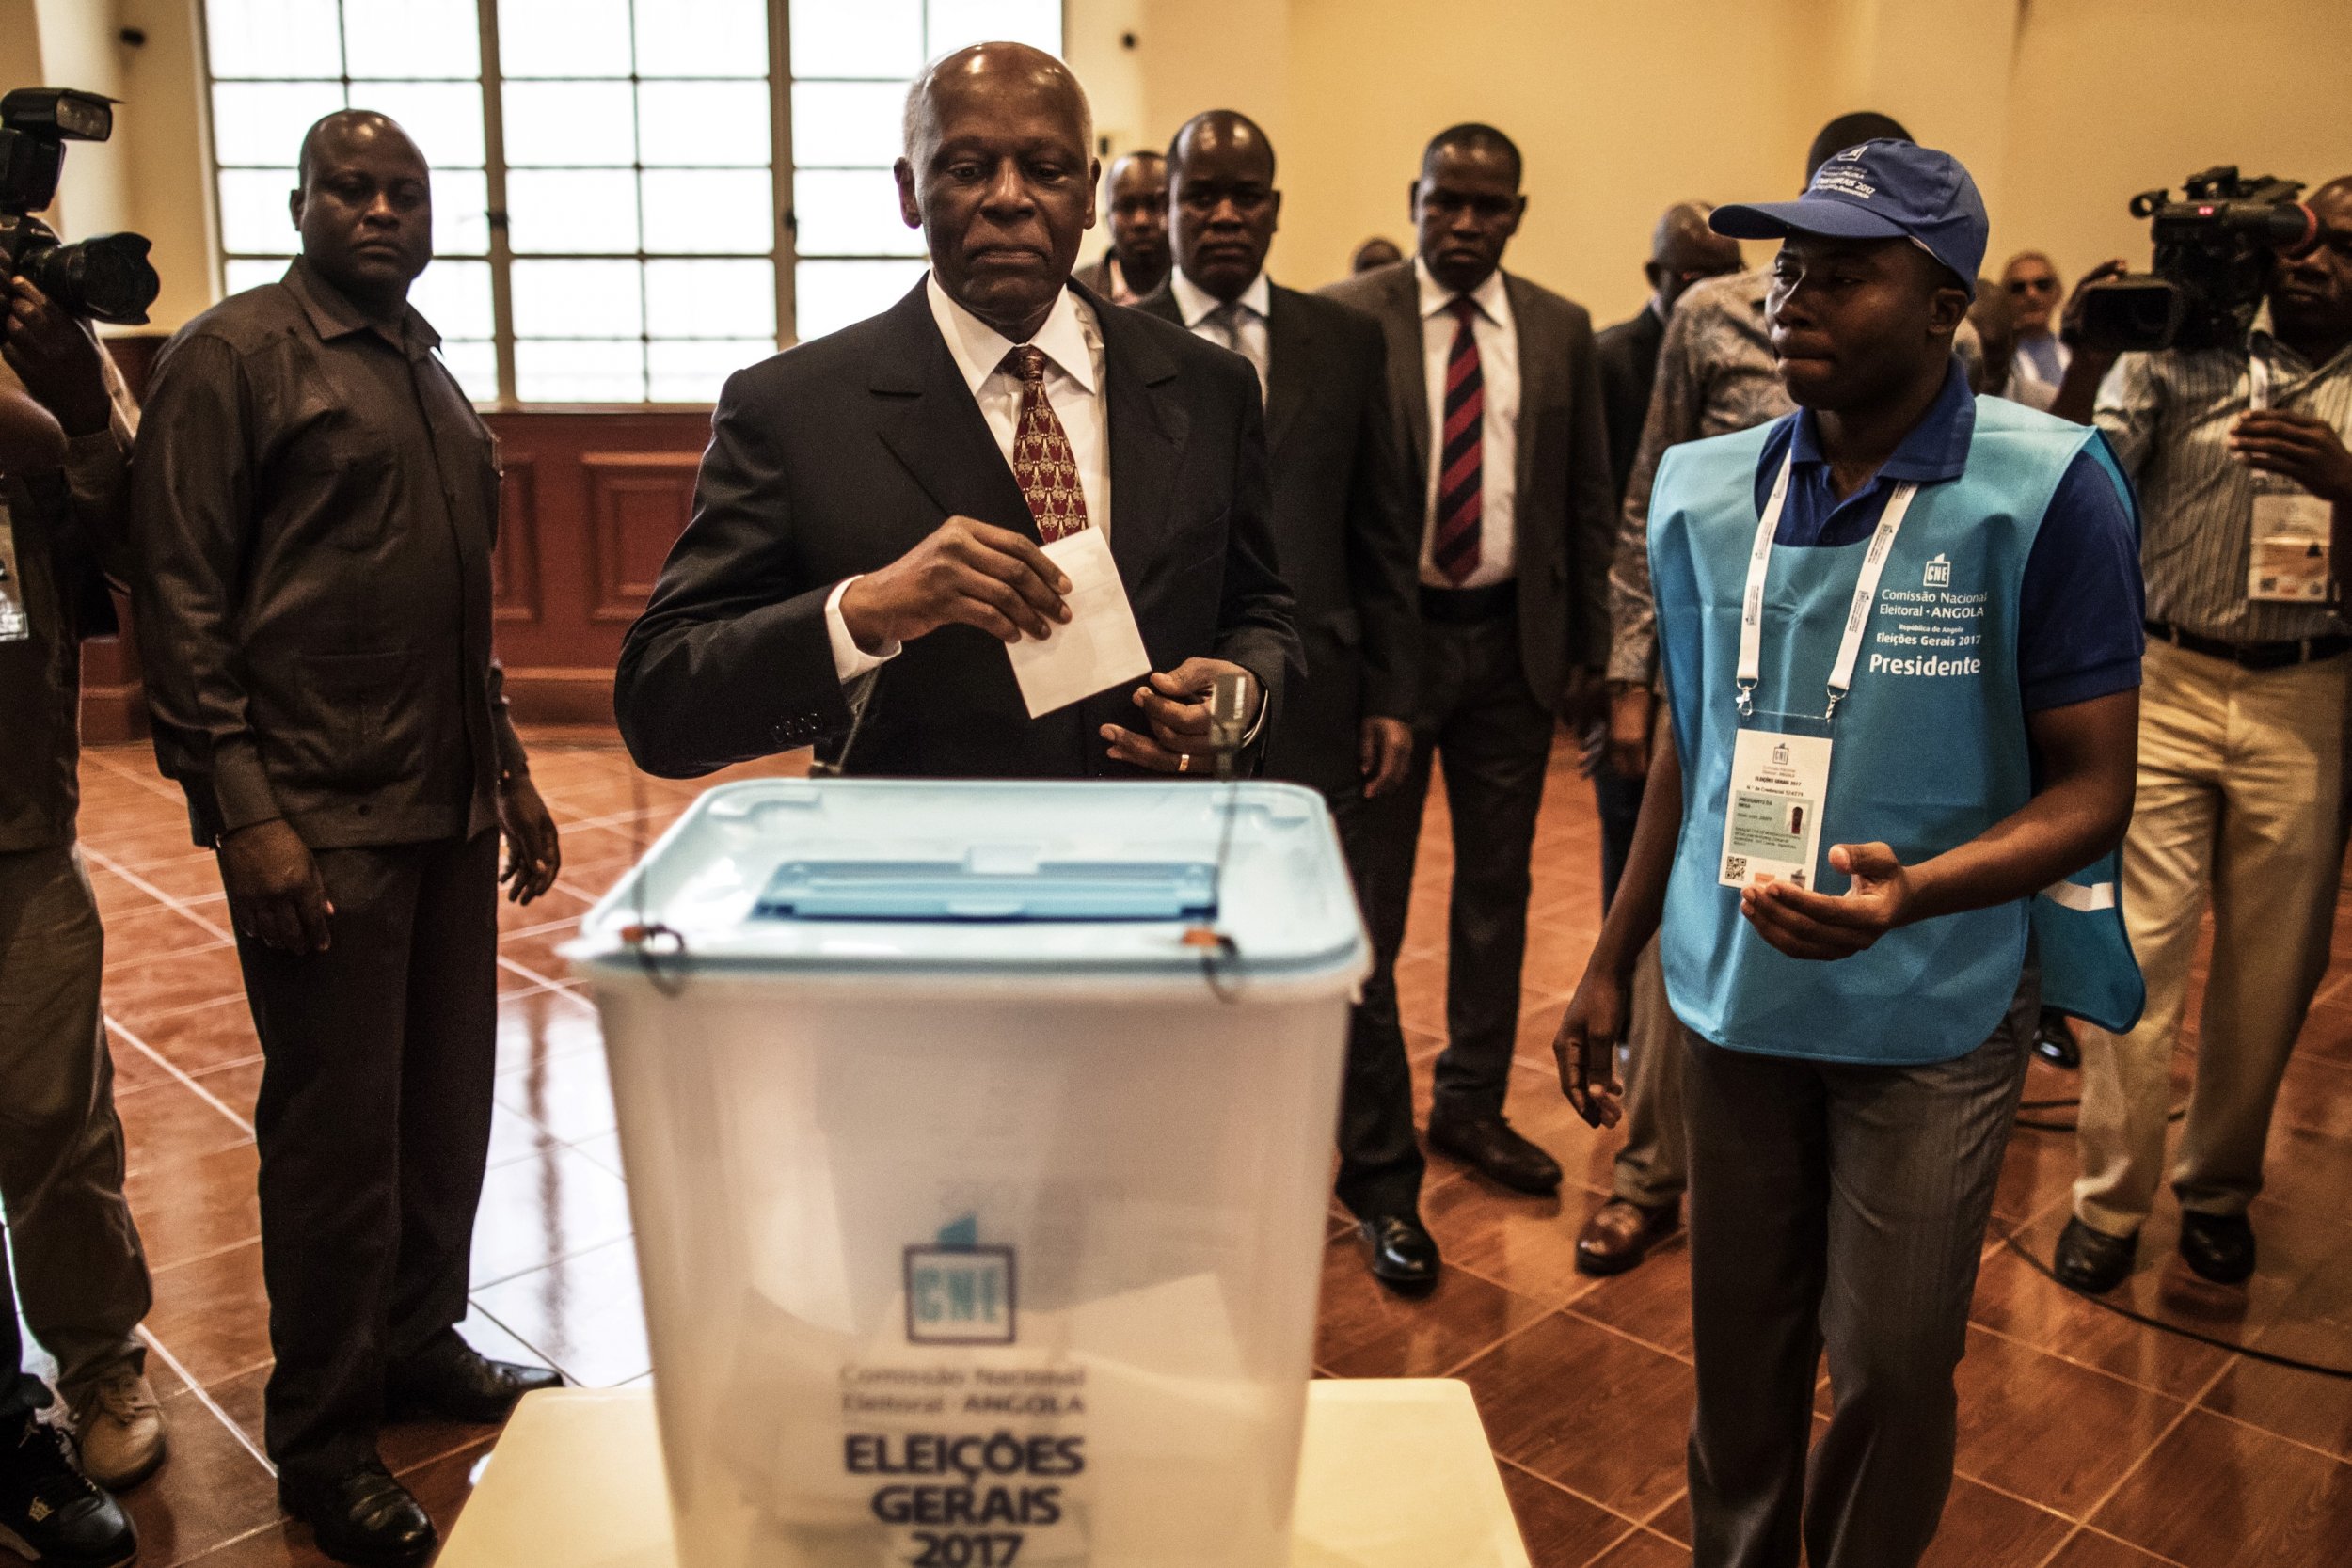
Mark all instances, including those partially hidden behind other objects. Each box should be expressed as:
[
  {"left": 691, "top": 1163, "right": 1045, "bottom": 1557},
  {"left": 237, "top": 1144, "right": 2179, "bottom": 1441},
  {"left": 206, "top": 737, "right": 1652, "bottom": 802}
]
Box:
[{"left": 22, "top": 231, "right": 159, "bottom": 325}]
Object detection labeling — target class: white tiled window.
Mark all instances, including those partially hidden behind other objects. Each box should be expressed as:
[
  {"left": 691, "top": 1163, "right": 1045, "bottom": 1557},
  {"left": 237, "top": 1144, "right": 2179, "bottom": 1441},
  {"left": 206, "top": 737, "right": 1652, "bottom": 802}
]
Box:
[{"left": 201, "top": 0, "right": 1062, "bottom": 404}]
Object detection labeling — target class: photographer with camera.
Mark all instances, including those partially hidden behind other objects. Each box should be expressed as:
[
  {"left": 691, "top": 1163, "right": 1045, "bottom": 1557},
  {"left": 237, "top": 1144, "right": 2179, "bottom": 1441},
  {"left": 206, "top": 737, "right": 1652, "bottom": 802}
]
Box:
[
  {"left": 2047, "top": 175, "right": 2352, "bottom": 1296},
  {"left": 0, "top": 273, "right": 160, "bottom": 1565}
]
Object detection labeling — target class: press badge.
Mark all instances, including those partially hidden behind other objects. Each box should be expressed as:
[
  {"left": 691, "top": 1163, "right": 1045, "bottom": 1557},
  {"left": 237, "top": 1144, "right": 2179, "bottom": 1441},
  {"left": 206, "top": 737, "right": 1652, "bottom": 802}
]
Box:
[
  {"left": 0, "top": 506, "right": 28, "bottom": 644},
  {"left": 2247, "top": 490, "right": 2333, "bottom": 604},
  {"left": 1720, "top": 728, "right": 1831, "bottom": 890},
  {"left": 1717, "top": 453, "right": 1920, "bottom": 893}
]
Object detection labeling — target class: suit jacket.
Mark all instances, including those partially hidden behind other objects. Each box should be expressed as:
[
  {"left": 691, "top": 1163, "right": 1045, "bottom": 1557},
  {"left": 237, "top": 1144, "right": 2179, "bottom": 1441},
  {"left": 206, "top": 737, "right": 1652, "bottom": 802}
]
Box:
[
  {"left": 1594, "top": 303, "right": 1667, "bottom": 510},
  {"left": 1319, "top": 260, "right": 1615, "bottom": 708},
  {"left": 1135, "top": 278, "right": 1421, "bottom": 798},
  {"left": 615, "top": 279, "right": 1299, "bottom": 780}
]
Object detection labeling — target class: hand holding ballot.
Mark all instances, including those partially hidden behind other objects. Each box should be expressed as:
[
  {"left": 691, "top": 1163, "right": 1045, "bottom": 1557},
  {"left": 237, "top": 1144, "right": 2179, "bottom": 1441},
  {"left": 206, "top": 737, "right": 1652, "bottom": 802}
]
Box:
[
  {"left": 837, "top": 515, "right": 1073, "bottom": 651},
  {"left": 1101, "top": 657, "right": 1263, "bottom": 774}
]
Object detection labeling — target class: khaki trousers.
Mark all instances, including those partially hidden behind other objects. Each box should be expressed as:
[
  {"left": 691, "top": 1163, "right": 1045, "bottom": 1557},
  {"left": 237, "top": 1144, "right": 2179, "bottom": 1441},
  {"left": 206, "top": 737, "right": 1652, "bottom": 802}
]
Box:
[
  {"left": 2074, "top": 640, "right": 2350, "bottom": 1236},
  {"left": 1613, "top": 934, "right": 1688, "bottom": 1207},
  {"left": 0, "top": 844, "right": 151, "bottom": 1397}
]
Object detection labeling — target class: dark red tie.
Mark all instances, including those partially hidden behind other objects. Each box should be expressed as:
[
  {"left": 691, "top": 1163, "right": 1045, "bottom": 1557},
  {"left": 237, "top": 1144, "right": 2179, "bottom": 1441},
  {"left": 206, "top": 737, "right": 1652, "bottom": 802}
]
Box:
[
  {"left": 1433, "top": 297, "right": 1484, "bottom": 584},
  {"left": 1002, "top": 345, "right": 1089, "bottom": 541}
]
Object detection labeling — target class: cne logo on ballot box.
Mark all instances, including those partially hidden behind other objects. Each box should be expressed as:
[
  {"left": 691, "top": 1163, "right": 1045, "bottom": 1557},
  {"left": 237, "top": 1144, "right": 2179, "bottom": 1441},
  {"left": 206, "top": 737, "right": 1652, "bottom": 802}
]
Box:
[{"left": 905, "top": 1215, "right": 1017, "bottom": 1345}]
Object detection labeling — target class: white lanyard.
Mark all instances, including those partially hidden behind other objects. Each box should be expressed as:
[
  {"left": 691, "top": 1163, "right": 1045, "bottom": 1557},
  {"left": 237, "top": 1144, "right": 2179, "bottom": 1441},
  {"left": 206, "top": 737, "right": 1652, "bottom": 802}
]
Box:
[
  {"left": 1734, "top": 451, "right": 1920, "bottom": 725},
  {"left": 2249, "top": 352, "right": 2272, "bottom": 412}
]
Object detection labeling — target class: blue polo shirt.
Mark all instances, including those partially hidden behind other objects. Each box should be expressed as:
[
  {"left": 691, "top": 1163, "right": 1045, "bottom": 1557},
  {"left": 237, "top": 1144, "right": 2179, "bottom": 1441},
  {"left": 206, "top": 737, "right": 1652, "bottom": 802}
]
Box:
[{"left": 1754, "top": 359, "right": 2146, "bottom": 712}]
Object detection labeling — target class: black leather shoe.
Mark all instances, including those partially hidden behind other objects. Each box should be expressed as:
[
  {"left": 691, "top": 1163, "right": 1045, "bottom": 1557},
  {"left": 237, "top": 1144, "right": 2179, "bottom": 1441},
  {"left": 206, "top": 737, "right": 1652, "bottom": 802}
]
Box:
[
  {"left": 386, "top": 1342, "right": 564, "bottom": 1425},
  {"left": 2033, "top": 1008, "right": 2081, "bottom": 1069},
  {"left": 1575, "top": 1197, "right": 1681, "bottom": 1276},
  {"left": 0, "top": 1418, "right": 137, "bottom": 1568},
  {"left": 1357, "top": 1213, "right": 1440, "bottom": 1292},
  {"left": 2179, "top": 1210, "right": 2256, "bottom": 1285},
  {"left": 2053, "top": 1215, "right": 2137, "bottom": 1295},
  {"left": 278, "top": 1462, "right": 436, "bottom": 1568},
  {"left": 1425, "top": 1111, "right": 1562, "bottom": 1195}
]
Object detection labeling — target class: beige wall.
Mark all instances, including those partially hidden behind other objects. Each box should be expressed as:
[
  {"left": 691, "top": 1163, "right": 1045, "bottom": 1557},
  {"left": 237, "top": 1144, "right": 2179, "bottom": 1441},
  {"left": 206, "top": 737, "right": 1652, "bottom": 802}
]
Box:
[
  {"left": 1116, "top": 0, "right": 2352, "bottom": 325},
  {"left": 15, "top": 0, "right": 2352, "bottom": 335}
]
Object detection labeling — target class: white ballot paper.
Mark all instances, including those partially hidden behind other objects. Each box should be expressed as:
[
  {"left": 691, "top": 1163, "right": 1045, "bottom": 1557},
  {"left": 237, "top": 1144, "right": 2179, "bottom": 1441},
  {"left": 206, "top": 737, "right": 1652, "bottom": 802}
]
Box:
[{"left": 1008, "top": 528, "right": 1152, "bottom": 718}]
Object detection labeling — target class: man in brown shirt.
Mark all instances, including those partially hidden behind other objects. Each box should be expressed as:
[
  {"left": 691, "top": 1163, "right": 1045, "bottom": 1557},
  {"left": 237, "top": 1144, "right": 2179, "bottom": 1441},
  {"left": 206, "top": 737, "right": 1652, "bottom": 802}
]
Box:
[
  {"left": 0, "top": 278, "right": 156, "bottom": 1565},
  {"left": 130, "top": 110, "right": 561, "bottom": 1568}
]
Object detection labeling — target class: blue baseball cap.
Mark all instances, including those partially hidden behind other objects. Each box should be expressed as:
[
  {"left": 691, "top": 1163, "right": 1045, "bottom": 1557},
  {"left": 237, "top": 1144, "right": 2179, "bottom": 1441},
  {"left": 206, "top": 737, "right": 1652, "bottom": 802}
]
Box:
[{"left": 1710, "top": 139, "right": 1988, "bottom": 297}]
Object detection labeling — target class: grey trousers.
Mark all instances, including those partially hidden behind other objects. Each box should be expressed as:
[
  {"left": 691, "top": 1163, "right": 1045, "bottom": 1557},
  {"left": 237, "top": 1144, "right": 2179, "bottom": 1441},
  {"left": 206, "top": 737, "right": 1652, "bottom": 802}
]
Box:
[
  {"left": 0, "top": 844, "right": 151, "bottom": 1402},
  {"left": 1683, "top": 974, "right": 2035, "bottom": 1568},
  {"left": 1612, "top": 935, "right": 1687, "bottom": 1207}
]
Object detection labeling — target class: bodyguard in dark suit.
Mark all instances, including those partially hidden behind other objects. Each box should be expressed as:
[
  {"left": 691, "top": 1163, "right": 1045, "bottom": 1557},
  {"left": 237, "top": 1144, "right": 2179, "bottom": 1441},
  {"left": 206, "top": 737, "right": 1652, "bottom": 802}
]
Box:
[
  {"left": 1322, "top": 125, "right": 1615, "bottom": 1196},
  {"left": 1589, "top": 203, "right": 1744, "bottom": 903},
  {"left": 1135, "top": 111, "right": 1430, "bottom": 1289},
  {"left": 619, "top": 45, "right": 1295, "bottom": 781},
  {"left": 132, "top": 113, "right": 562, "bottom": 1568}
]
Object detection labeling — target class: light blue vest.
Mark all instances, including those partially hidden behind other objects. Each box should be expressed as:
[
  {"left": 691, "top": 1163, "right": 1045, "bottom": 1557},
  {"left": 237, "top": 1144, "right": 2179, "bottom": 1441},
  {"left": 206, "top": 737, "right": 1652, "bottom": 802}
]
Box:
[{"left": 1650, "top": 397, "right": 2145, "bottom": 1065}]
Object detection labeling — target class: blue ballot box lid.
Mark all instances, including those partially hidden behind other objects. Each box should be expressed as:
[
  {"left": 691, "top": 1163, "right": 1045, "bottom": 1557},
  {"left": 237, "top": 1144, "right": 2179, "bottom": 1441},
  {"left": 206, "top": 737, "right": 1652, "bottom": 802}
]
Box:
[{"left": 568, "top": 779, "right": 1371, "bottom": 984}]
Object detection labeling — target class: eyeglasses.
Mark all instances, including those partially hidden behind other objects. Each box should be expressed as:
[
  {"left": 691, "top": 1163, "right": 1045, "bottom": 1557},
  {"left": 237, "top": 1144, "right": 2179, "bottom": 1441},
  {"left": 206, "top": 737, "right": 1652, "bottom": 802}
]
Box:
[{"left": 2006, "top": 277, "right": 2059, "bottom": 295}]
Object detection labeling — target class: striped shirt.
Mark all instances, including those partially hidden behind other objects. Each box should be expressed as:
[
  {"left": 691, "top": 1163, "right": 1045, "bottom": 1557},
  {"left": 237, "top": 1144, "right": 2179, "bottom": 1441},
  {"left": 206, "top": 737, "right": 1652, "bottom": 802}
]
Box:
[{"left": 2093, "top": 319, "right": 2352, "bottom": 642}]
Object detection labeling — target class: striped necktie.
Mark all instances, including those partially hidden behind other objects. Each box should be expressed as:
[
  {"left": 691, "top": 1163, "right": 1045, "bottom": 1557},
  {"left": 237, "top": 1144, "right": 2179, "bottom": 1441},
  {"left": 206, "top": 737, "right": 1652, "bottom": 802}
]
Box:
[{"left": 1434, "top": 296, "right": 1484, "bottom": 584}]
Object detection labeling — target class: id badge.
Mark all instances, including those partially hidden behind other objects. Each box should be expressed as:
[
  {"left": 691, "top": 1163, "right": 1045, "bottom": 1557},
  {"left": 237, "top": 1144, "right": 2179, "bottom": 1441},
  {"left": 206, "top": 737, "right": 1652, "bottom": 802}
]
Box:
[
  {"left": 1720, "top": 727, "right": 1832, "bottom": 890},
  {"left": 2248, "top": 491, "right": 2333, "bottom": 604},
  {"left": 0, "top": 509, "right": 29, "bottom": 644}
]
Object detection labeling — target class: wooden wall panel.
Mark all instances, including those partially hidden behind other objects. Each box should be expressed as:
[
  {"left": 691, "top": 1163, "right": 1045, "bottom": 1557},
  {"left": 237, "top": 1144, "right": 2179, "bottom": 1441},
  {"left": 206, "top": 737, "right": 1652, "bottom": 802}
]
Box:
[
  {"left": 583, "top": 453, "right": 703, "bottom": 624},
  {"left": 491, "top": 455, "right": 541, "bottom": 625}
]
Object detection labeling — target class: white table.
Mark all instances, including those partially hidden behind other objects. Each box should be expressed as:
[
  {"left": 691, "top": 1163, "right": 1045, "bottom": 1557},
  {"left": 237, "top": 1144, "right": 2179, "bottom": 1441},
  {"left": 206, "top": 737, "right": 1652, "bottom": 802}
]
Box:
[{"left": 437, "top": 1380, "right": 1531, "bottom": 1567}]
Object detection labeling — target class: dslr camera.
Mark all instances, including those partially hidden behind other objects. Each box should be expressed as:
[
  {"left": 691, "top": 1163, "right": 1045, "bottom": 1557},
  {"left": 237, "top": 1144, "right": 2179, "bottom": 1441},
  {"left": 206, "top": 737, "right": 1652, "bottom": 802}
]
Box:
[
  {"left": 0, "top": 87, "right": 161, "bottom": 325},
  {"left": 2075, "top": 167, "right": 2316, "bottom": 355}
]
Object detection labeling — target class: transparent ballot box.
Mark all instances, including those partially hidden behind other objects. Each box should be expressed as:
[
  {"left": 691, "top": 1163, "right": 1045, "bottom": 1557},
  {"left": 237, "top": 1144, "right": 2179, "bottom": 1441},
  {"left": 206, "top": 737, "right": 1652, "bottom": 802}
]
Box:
[{"left": 569, "top": 780, "right": 1371, "bottom": 1568}]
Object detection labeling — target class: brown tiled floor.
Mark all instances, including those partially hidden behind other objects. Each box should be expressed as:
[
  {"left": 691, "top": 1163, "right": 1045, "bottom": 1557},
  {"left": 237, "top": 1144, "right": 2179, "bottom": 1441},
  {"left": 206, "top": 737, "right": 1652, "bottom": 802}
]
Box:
[{"left": 29, "top": 730, "right": 2352, "bottom": 1567}]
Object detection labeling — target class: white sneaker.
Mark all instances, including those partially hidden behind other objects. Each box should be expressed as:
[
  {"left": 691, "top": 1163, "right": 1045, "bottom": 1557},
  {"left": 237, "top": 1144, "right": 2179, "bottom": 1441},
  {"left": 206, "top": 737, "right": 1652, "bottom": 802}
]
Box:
[{"left": 67, "top": 1370, "right": 167, "bottom": 1492}]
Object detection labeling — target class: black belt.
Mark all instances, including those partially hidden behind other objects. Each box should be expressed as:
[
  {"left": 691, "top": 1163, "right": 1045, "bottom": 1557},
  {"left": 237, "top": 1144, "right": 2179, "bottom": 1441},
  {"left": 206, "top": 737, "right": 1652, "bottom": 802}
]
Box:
[
  {"left": 1419, "top": 581, "right": 1517, "bottom": 625},
  {"left": 2144, "top": 620, "right": 2352, "bottom": 670}
]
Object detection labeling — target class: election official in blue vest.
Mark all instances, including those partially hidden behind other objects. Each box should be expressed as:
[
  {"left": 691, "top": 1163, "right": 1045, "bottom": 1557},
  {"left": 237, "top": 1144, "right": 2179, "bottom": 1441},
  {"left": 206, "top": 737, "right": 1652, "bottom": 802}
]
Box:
[{"left": 1549, "top": 143, "right": 2148, "bottom": 1568}]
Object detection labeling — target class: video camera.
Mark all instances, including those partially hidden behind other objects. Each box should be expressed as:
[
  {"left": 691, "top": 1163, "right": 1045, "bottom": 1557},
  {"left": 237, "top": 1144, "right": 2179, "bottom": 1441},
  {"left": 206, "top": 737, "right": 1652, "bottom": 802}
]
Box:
[
  {"left": 0, "top": 87, "right": 161, "bottom": 326},
  {"left": 2075, "top": 167, "right": 2318, "bottom": 355}
]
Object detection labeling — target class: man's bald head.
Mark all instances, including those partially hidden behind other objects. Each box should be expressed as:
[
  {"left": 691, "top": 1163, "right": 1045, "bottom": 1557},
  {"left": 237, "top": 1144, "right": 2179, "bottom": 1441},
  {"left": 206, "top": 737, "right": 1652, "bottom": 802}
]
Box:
[
  {"left": 894, "top": 43, "right": 1098, "bottom": 341},
  {"left": 902, "top": 42, "right": 1092, "bottom": 169},
  {"left": 1168, "top": 110, "right": 1275, "bottom": 184},
  {"left": 1645, "top": 200, "right": 1742, "bottom": 312},
  {"left": 292, "top": 108, "right": 433, "bottom": 317},
  {"left": 297, "top": 109, "right": 424, "bottom": 192}
]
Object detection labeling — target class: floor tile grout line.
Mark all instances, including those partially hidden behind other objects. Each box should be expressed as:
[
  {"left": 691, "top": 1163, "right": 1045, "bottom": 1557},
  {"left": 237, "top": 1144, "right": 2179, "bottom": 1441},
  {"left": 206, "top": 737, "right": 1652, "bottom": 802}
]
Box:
[
  {"left": 136, "top": 1324, "right": 275, "bottom": 1477},
  {"left": 81, "top": 844, "right": 236, "bottom": 944},
  {"left": 1432, "top": 1308, "right": 1565, "bottom": 1383},
  {"left": 1560, "top": 1306, "right": 1694, "bottom": 1368},
  {"left": 106, "top": 1013, "right": 256, "bottom": 1137},
  {"left": 1963, "top": 1318, "right": 2203, "bottom": 1406},
  {"left": 2061, "top": 1354, "right": 2239, "bottom": 1551},
  {"left": 1493, "top": 1455, "right": 1657, "bottom": 1543},
  {"left": 145, "top": 1233, "right": 265, "bottom": 1281},
  {"left": 2187, "top": 1392, "right": 2352, "bottom": 1471},
  {"left": 85, "top": 748, "right": 189, "bottom": 804}
]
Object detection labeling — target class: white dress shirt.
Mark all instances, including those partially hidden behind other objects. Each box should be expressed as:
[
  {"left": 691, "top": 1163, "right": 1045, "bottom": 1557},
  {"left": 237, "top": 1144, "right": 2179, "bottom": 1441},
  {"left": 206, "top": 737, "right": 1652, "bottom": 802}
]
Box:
[
  {"left": 1169, "top": 266, "right": 1271, "bottom": 403},
  {"left": 1415, "top": 254, "right": 1520, "bottom": 589},
  {"left": 826, "top": 275, "right": 1113, "bottom": 680}
]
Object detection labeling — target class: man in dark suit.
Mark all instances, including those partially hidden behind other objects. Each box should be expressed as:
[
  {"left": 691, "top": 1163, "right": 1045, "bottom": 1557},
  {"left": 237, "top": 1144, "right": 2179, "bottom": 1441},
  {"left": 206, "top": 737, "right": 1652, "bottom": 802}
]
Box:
[
  {"left": 132, "top": 111, "right": 563, "bottom": 1568},
  {"left": 1322, "top": 125, "right": 1615, "bottom": 1196},
  {"left": 618, "top": 45, "right": 1295, "bottom": 781},
  {"left": 1135, "top": 110, "right": 1429, "bottom": 1290},
  {"left": 1588, "top": 203, "right": 1743, "bottom": 905},
  {"left": 1073, "top": 150, "right": 1168, "bottom": 306}
]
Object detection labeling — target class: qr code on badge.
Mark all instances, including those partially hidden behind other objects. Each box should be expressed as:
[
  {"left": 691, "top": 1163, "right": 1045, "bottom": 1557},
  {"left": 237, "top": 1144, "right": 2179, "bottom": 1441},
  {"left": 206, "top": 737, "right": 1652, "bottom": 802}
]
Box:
[{"left": 1724, "top": 855, "right": 1748, "bottom": 881}]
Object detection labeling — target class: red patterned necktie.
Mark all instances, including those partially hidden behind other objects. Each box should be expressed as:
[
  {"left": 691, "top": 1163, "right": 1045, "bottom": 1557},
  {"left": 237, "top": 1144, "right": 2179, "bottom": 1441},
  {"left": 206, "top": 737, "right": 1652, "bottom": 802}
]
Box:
[
  {"left": 1433, "top": 297, "right": 1485, "bottom": 584},
  {"left": 1002, "top": 345, "right": 1089, "bottom": 541}
]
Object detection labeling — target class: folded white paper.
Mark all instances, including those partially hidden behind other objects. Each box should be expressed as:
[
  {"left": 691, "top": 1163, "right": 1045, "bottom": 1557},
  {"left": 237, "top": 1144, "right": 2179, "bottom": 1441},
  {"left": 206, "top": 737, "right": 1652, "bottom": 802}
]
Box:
[{"left": 1008, "top": 529, "right": 1152, "bottom": 718}]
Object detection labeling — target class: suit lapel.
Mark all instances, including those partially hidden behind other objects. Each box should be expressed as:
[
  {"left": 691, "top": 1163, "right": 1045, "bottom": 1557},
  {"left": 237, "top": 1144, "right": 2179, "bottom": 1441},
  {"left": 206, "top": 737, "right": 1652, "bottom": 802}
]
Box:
[
  {"left": 1506, "top": 272, "right": 1554, "bottom": 508},
  {"left": 1091, "top": 288, "right": 1188, "bottom": 587},
  {"left": 1263, "top": 285, "right": 1311, "bottom": 457},
  {"left": 869, "top": 282, "right": 1039, "bottom": 541},
  {"left": 1388, "top": 267, "right": 1432, "bottom": 496}
]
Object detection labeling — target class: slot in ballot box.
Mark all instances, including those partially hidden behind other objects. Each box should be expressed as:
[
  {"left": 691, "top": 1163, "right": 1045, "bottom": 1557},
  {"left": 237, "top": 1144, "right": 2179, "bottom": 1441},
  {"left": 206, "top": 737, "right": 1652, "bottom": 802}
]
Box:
[{"left": 568, "top": 780, "right": 1371, "bottom": 1568}]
